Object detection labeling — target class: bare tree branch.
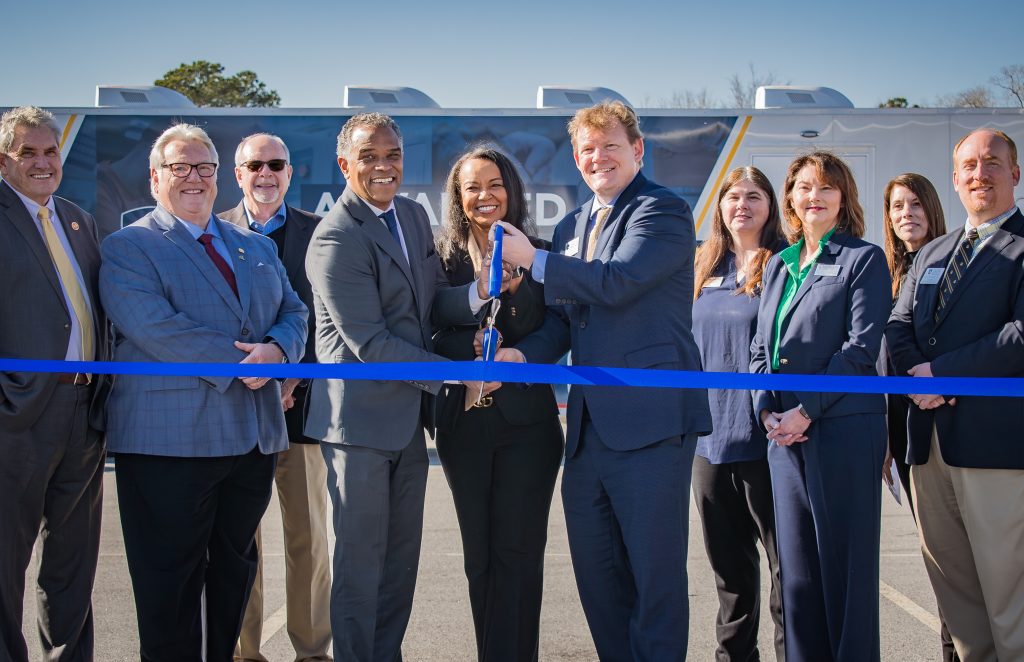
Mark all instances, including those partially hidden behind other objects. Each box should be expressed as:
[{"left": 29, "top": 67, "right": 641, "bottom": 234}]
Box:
[{"left": 991, "top": 64, "right": 1024, "bottom": 108}]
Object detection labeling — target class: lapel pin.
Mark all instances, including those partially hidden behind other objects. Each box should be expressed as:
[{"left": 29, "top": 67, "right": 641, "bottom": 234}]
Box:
[{"left": 70, "top": 221, "right": 80, "bottom": 231}]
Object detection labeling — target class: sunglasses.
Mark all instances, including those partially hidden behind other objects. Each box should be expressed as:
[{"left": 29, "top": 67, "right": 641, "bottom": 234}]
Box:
[{"left": 241, "top": 159, "right": 288, "bottom": 172}]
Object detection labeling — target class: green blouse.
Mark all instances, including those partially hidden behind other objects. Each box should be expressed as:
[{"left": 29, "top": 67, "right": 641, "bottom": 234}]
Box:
[{"left": 771, "top": 227, "right": 837, "bottom": 370}]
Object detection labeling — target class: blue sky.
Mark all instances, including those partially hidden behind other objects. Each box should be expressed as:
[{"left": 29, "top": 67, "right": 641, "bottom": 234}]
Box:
[{"left": 4, "top": 0, "right": 1024, "bottom": 109}]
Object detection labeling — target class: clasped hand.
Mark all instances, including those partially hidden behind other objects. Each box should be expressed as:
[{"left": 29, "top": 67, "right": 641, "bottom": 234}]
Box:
[
  {"left": 906, "top": 362, "right": 957, "bottom": 410},
  {"left": 235, "top": 340, "right": 283, "bottom": 391},
  {"left": 761, "top": 407, "right": 810, "bottom": 446}
]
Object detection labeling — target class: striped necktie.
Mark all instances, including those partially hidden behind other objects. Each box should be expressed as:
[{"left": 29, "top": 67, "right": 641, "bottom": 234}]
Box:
[
  {"left": 934, "top": 227, "right": 979, "bottom": 323},
  {"left": 585, "top": 206, "right": 612, "bottom": 261},
  {"left": 37, "top": 207, "right": 95, "bottom": 365}
]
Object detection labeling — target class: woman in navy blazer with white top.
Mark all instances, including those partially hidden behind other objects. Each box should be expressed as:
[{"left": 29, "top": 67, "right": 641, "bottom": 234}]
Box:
[
  {"left": 692, "top": 166, "right": 786, "bottom": 661},
  {"left": 750, "top": 151, "right": 891, "bottom": 662}
]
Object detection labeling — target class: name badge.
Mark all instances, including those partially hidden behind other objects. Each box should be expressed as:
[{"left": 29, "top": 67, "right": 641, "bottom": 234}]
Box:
[
  {"left": 565, "top": 237, "right": 581, "bottom": 257},
  {"left": 814, "top": 263, "right": 841, "bottom": 277},
  {"left": 703, "top": 276, "right": 724, "bottom": 288},
  {"left": 920, "top": 267, "right": 944, "bottom": 285}
]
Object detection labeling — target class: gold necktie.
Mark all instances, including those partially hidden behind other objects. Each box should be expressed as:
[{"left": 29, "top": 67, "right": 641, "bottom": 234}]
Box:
[
  {"left": 585, "top": 206, "right": 612, "bottom": 262},
  {"left": 38, "top": 207, "right": 95, "bottom": 365}
]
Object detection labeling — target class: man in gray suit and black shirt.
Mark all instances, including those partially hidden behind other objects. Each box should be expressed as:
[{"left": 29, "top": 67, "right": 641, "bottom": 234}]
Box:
[
  {"left": 0, "top": 106, "right": 108, "bottom": 662},
  {"left": 219, "top": 133, "right": 332, "bottom": 662},
  {"left": 304, "top": 112, "right": 489, "bottom": 661}
]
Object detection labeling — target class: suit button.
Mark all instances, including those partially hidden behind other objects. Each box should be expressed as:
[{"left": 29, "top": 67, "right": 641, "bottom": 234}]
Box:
[
  {"left": 780, "top": 358, "right": 789, "bottom": 365},
  {"left": 580, "top": 322, "right": 587, "bottom": 329},
  {"left": 242, "top": 328, "right": 250, "bottom": 336},
  {"left": 64, "top": 323, "right": 70, "bottom": 330},
  {"left": 928, "top": 337, "right": 936, "bottom": 346}
]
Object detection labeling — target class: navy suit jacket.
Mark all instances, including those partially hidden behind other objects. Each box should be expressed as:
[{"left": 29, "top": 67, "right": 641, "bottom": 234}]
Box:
[
  {"left": 516, "top": 172, "right": 711, "bottom": 457},
  {"left": 885, "top": 211, "right": 1024, "bottom": 469},
  {"left": 751, "top": 231, "right": 890, "bottom": 422}
]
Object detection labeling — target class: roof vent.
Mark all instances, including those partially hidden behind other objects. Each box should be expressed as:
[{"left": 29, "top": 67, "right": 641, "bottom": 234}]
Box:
[
  {"left": 95, "top": 85, "right": 196, "bottom": 108},
  {"left": 755, "top": 86, "right": 853, "bottom": 109},
  {"left": 537, "top": 86, "right": 631, "bottom": 109},
  {"left": 343, "top": 86, "right": 440, "bottom": 109}
]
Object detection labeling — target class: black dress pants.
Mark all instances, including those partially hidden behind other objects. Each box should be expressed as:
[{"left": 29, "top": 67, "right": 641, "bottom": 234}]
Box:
[
  {"left": 692, "top": 454, "right": 784, "bottom": 662},
  {"left": 436, "top": 406, "right": 563, "bottom": 662},
  {"left": 115, "top": 448, "right": 276, "bottom": 662}
]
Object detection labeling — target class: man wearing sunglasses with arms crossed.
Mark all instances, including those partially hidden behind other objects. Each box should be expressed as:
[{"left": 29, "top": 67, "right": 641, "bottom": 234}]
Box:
[{"left": 219, "top": 133, "right": 331, "bottom": 662}]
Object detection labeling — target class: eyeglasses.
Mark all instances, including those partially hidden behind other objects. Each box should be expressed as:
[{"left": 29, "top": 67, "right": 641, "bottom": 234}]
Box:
[
  {"left": 162, "top": 162, "right": 217, "bottom": 178},
  {"left": 240, "top": 159, "right": 288, "bottom": 173}
]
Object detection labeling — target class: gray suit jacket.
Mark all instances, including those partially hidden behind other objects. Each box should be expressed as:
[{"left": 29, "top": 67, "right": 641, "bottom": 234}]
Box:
[
  {"left": 99, "top": 205, "right": 308, "bottom": 457},
  {"left": 0, "top": 181, "right": 110, "bottom": 433},
  {"left": 515, "top": 172, "right": 712, "bottom": 457},
  {"left": 304, "top": 187, "right": 476, "bottom": 450}
]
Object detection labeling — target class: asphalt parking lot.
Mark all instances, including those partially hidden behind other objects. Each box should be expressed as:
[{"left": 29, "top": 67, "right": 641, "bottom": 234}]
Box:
[{"left": 22, "top": 456, "right": 945, "bottom": 661}]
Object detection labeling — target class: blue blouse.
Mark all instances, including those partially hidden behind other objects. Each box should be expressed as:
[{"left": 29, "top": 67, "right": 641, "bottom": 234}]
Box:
[{"left": 693, "top": 252, "right": 768, "bottom": 464}]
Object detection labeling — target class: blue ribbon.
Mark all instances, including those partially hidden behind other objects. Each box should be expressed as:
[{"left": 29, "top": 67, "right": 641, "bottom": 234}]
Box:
[{"left": 2, "top": 358, "right": 1023, "bottom": 397}]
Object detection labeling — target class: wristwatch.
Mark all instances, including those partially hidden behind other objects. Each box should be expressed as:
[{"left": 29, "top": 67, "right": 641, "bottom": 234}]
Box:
[{"left": 797, "top": 404, "right": 812, "bottom": 421}]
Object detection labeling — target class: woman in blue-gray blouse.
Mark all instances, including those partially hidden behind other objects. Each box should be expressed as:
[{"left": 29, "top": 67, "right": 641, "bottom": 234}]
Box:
[
  {"left": 750, "top": 151, "right": 890, "bottom": 662},
  {"left": 692, "top": 166, "right": 786, "bottom": 661}
]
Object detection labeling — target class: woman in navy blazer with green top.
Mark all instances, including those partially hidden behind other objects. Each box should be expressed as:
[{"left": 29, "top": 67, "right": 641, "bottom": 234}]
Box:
[
  {"left": 692, "top": 166, "right": 786, "bottom": 661},
  {"left": 750, "top": 151, "right": 891, "bottom": 662}
]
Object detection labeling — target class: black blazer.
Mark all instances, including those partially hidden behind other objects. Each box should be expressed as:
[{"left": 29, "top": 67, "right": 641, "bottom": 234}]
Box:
[
  {"left": 0, "top": 181, "right": 110, "bottom": 433},
  {"left": 219, "top": 202, "right": 320, "bottom": 442},
  {"left": 433, "top": 237, "right": 559, "bottom": 432},
  {"left": 751, "top": 231, "right": 891, "bottom": 422},
  {"left": 886, "top": 211, "right": 1024, "bottom": 469}
]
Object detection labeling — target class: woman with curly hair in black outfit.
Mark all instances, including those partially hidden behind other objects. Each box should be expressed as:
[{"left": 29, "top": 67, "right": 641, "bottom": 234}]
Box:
[{"left": 433, "top": 145, "right": 564, "bottom": 662}]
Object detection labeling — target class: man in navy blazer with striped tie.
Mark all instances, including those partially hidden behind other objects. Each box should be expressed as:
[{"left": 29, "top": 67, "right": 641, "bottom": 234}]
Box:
[{"left": 886, "top": 128, "right": 1024, "bottom": 660}]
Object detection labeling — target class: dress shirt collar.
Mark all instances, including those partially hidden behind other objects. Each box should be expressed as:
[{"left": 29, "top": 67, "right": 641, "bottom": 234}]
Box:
[
  {"left": 177, "top": 213, "right": 225, "bottom": 241},
  {"left": 591, "top": 195, "right": 619, "bottom": 219},
  {"left": 965, "top": 205, "right": 1018, "bottom": 243},
  {"left": 4, "top": 180, "right": 56, "bottom": 223},
  {"left": 244, "top": 203, "right": 287, "bottom": 234},
  {"left": 359, "top": 196, "right": 397, "bottom": 220}
]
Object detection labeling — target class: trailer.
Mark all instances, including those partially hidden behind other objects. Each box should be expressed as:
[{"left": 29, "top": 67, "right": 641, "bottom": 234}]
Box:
[{"left": 26, "top": 85, "right": 1024, "bottom": 245}]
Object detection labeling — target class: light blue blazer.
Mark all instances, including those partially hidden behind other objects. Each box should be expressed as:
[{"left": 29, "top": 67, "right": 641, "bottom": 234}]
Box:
[{"left": 99, "top": 206, "right": 308, "bottom": 457}]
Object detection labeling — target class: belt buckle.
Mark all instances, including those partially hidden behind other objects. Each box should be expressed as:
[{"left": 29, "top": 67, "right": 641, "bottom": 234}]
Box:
[{"left": 472, "top": 395, "right": 494, "bottom": 408}]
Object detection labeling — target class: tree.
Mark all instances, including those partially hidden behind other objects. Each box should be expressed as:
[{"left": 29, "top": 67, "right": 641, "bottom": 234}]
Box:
[
  {"left": 879, "top": 97, "right": 908, "bottom": 108},
  {"left": 728, "top": 63, "right": 787, "bottom": 108},
  {"left": 155, "top": 61, "right": 281, "bottom": 107},
  {"left": 991, "top": 64, "right": 1024, "bottom": 108},
  {"left": 935, "top": 85, "right": 995, "bottom": 108}
]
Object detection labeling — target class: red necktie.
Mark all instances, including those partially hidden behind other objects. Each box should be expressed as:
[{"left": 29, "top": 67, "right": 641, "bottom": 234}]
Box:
[{"left": 198, "top": 233, "right": 239, "bottom": 299}]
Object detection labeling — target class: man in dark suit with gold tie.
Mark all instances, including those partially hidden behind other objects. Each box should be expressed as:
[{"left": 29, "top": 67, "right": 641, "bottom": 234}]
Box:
[{"left": 0, "top": 106, "right": 108, "bottom": 662}]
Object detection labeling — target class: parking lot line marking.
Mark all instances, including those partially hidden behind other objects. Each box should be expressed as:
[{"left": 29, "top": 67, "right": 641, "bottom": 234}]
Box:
[
  {"left": 261, "top": 604, "right": 288, "bottom": 646},
  {"left": 879, "top": 580, "right": 940, "bottom": 634}
]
